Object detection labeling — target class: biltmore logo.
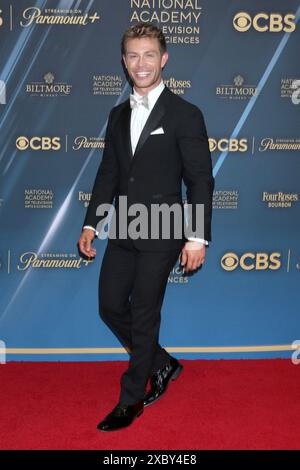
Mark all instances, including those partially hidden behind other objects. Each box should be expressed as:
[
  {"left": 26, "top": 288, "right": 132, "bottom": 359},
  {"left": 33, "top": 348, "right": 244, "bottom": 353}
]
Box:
[
  {"left": 25, "top": 72, "right": 72, "bottom": 97},
  {"left": 221, "top": 252, "right": 281, "bottom": 271},
  {"left": 216, "top": 75, "right": 257, "bottom": 100}
]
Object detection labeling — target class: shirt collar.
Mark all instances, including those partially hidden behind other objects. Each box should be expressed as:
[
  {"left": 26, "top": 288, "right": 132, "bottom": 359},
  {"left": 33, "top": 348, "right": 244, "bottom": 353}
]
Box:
[{"left": 132, "top": 80, "right": 165, "bottom": 111}]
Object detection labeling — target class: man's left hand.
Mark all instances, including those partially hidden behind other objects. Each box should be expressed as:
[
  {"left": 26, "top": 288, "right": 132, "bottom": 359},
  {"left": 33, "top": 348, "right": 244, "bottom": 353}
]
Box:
[{"left": 180, "top": 241, "right": 206, "bottom": 273}]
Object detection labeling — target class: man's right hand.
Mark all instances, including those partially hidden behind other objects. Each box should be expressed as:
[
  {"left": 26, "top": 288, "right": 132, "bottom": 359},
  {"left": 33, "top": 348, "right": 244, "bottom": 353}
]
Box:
[{"left": 78, "top": 229, "right": 97, "bottom": 258}]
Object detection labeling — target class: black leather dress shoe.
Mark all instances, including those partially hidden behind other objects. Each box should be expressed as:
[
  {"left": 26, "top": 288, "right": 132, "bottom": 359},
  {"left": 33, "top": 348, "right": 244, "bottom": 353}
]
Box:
[
  {"left": 143, "top": 357, "right": 183, "bottom": 407},
  {"left": 97, "top": 401, "right": 144, "bottom": 432}
]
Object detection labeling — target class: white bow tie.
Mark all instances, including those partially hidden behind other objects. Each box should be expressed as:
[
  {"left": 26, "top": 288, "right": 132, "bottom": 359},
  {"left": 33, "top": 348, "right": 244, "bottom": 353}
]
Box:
[{"left": 130, "top": 93, "right": 149, "bottom": 110}]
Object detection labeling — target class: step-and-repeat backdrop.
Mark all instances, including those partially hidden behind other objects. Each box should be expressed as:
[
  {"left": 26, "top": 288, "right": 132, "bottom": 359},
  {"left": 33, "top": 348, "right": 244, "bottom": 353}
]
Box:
[{"left": 0, "top": 0, "right": 299, "bottom": 362}]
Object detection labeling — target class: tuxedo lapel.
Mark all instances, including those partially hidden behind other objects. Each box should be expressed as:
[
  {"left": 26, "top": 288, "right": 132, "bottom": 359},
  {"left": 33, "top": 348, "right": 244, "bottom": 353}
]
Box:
[
  {"left": 119, "top": 87, "right": 169, "bottom": 167},
  {"left": 120, "top": 102, "right": 133, "bottom": 162},
  {"left": 133, "top": 88, "right": 168, "bottom": 162}
]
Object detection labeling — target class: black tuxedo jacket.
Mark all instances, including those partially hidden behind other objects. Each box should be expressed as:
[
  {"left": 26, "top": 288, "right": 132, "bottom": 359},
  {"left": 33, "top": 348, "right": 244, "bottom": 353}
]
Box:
[{"left": 83, "top": 86, "right": 214, "bottom": 251}]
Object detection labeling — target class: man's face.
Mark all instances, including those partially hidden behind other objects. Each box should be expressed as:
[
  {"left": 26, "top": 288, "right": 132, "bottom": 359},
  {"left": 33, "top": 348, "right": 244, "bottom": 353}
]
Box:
[{"left": 123, "top": 37, "right": 168, "bottom": 94}]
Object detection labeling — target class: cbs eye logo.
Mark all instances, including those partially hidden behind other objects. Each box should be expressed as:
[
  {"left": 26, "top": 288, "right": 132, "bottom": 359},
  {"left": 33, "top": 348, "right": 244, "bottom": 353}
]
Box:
[
  {"left": 16, "top": 136, "right": 61, "bottom": 151},
  {"left": 16, "top": 136, "right": 29, "bottom": 150},
  {"left": 221, "top": 252, "right": 281, "bottom": 271},
  {"left": 221, "top": 253, "right": 239, "bottom": 271},
  {"left": 233, "top": 12, "right": 252, "bottom": 32},
  {"left": 0, "top": 10, "right": 3, "bottom": 27},
  {"left": 233, "top": 12, "right": 296, "bottom": 33}
]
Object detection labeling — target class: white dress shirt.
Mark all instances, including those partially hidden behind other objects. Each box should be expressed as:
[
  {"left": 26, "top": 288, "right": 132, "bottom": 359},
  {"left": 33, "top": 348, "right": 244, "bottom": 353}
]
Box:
[
  {"left": 130, "top": 80, "right": 165, "bottom": 154},
  {"left": 84, "top": 80, "right": 207, "bottom": 246}
]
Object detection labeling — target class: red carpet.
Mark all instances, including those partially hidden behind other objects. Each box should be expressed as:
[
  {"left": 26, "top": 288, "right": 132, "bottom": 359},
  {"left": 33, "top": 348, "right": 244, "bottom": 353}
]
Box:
[{"left": 0, "top": 359, "right": 299, "bottom": 450}]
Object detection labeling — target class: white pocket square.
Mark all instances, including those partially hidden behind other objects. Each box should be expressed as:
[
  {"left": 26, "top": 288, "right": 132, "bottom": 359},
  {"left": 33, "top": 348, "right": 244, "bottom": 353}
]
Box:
[{"left": 150, "top": 127, "right": 164, "bottom": 135}]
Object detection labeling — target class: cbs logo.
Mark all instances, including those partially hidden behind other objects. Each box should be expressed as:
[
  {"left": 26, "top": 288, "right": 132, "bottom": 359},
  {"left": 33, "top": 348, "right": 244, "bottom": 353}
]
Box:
[
  {"left": 0, "top": 10, "right": 3, "bottom": 27},
  {"left": 221, "top": 252, "right": 281, "bottom": 271},
  {"left": 233, "top": 12, "right": 296, "bottom": 33},
  {"left": 209, "top": 138, "right": 248, "bottom": 153},
  {"left": 16, "top": 136, "right": 61, "bottom": 151}
]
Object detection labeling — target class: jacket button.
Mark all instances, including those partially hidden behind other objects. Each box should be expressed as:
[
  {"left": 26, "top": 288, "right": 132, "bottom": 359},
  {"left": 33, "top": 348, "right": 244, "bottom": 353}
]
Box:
[{"left": 129, "top": 177, "right": 135, "bottom": 182}]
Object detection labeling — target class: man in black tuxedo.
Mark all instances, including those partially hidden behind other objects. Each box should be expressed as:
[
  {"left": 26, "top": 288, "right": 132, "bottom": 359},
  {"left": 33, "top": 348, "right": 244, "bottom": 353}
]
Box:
[{"left": 78, "top": 22, "right": 214, "bottom": 432}]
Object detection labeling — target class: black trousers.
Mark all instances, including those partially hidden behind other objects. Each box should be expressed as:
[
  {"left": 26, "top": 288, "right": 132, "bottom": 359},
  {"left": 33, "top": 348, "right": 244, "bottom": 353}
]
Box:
[{"left": 99, "top": 240, "right": 182, "bottom": 405}]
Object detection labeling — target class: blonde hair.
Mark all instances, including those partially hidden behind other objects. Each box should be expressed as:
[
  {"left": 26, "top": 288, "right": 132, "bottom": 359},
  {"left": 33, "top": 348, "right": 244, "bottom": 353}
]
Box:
[{"left": 121, "top": 22, "right": 167, "bottom": 55}]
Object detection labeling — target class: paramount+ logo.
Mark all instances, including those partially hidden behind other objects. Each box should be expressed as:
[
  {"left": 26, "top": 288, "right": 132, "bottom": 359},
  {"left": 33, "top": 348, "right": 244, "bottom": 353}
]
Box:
[
  {"left": 16, "top": 136, "right": 61, "bottom": 151},
  {"left": 233, "top": 12, "right": 296, "bottom": 33},
  {"left": 221, "top": 252, "right": 281, "bottom": 272}
]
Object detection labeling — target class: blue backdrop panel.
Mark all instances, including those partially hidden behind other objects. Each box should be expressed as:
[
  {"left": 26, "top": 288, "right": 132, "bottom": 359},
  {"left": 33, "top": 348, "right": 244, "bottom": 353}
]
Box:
[{"left": 0, "top": 0, "right": 299, "bottom": 361}]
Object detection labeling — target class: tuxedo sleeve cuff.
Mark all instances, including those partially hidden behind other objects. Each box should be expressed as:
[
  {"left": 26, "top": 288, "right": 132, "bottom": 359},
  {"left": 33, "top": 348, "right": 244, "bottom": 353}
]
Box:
[
  {"left": 187, "top": 237, "right": 208, "bottom": 246},
  {"left": 83, "top": 225, "right": 99, "bottom": 237}
]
